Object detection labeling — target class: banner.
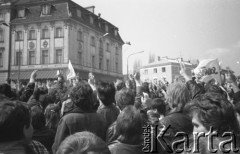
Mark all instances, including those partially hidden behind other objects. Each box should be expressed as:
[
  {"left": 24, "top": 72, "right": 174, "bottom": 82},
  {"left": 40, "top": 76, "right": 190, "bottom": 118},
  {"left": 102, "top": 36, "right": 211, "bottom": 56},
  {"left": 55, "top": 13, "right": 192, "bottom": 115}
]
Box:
[
  {"left": 193, "top": 59, "right": 221, "bottom": 84},
  {"left": 67, "top": 60, "right": 76, "bottom": 80}
]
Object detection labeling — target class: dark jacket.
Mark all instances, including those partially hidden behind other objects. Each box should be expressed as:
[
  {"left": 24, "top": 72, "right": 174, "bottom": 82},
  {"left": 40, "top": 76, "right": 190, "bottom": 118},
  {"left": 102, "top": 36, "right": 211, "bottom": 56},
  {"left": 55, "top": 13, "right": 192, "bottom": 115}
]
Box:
[
  {"left": 108, "top": 140, "right": 144, "bottom": 154},
  {"left": 52, "top": 106, "right": 107, "bottom": 153},
  {"left": 33, "top": 127, "right": 55, "bottom": 152},
  {"left": 97, "top": 104, "right": 120, "bottom": 128},
  {"left": 20, "top": 82, "right": 35, "bottom": 102},
  {"left": 0, "top": 140, "right": 36, "bottom": 154}
]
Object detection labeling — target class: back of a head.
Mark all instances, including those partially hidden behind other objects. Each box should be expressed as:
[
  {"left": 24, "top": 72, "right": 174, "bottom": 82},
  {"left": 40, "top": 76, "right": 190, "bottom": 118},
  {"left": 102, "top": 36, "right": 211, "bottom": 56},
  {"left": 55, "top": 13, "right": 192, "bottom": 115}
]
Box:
[
  {"left": 142, "top": 82, "right": 150, "bottom": 94},
  {"left": 57, "top": 131, "right": 111, "bottom": 154},
  {"left": 0, "top": 100, "right": 31, "bottom": 142},
  {"left": 44, "top": 103, "right": 60, "bottom": 130},
  {"left": 96, "top": 81, "right": 115, "bottom": 106},
  {"left": 204, "top": 84, "right": 227, "bottom": 98},
  {"left": 151, "top": 98, "right": 167, "bottom": 115},
  {"left": 166, "top": 82, "right": 191, "bottom": 112},
  {"left": 0, "top": 83, "right": 12, "bottom": 98},
  {"left": 116, "top": 106, "right": 143, "bottom": 143},
  {"left": 115, "top": 87, "right": 134, "bottom": 111},
  {"left": 31, "top": 105, "right": 45, "bottom": 130},
  {"left": 70, "top": 81, "right": 94, "bottom": 111},
  {"left": 185, "top": 92, "right": 239, "bottom": 135}
]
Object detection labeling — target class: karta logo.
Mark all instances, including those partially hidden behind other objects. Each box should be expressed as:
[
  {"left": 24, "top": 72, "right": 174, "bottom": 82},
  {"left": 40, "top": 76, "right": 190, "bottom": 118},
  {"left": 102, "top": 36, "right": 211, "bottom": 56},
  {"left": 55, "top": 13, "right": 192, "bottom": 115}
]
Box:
[{"left": 142, "top": 125, "right": 239, "bottom": 153}]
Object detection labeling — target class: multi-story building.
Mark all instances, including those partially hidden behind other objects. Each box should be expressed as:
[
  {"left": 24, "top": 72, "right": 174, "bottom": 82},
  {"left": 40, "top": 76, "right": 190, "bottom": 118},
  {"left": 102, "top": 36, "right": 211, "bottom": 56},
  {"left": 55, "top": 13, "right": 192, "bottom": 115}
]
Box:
[
  {"left": 140, "top": 57, "right": 196, "bottom": 83},
  {"left": 0, "top": 0, "right": 11, "bottom": 83},
  {"left": 0, "top": 0, "right": 124, "bottom": 83}
]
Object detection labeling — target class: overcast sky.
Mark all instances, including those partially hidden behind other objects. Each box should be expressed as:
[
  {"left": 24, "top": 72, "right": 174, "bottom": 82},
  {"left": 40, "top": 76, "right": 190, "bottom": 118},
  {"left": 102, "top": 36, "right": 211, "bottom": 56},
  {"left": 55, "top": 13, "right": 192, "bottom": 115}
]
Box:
[{"left": 72, "top": 0, "right": 240, "bottom": 75}]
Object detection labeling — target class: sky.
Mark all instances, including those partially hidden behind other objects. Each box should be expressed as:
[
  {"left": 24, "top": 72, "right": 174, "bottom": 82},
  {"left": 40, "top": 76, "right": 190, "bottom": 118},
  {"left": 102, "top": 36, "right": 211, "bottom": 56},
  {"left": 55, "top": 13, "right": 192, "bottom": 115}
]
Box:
[{"left": 72, "top": 0, "right": 240, "bottom": 75}]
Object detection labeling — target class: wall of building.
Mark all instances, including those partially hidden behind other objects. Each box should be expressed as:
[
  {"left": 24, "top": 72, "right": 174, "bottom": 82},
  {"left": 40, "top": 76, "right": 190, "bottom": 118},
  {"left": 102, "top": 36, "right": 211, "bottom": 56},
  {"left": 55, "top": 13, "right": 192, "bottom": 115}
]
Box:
[{"left": 0, "top": 5, "right": 11, "bottom": 83}]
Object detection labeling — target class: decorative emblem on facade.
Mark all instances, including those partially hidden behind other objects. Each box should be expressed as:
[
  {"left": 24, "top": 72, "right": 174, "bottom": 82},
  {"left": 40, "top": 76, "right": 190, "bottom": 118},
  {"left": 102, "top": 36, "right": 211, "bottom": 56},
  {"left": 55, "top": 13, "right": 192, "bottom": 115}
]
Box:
[
  {"left": 29, "top": 41, "right": 35, "bottom": 49},
  {"left": 43, "top": 40, "right": 48, "bottom": 48}
]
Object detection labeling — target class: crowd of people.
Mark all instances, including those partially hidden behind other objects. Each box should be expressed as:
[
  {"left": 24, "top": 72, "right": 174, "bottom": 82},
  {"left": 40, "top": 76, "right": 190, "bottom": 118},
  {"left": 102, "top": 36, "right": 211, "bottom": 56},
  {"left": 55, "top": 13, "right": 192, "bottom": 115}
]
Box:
[{"left": 0, "top": 63, "right": 240, "bottom": 154}]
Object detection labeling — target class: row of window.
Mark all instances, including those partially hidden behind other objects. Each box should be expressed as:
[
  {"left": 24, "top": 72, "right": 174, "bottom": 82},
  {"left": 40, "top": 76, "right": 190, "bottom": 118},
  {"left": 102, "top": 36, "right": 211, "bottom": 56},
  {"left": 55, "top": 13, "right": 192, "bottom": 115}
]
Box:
[
  {"left": 15, "top": 49, "right": 63, "bottom": 65},
  {"left": 14, "top": 27, "right": 63, "bottom": 41},
  {"left": 144, "top": 67, "right": 166, "bottom": 75},
  {"left": 77, "top": 52, "right": 118, "bottom": 72}
]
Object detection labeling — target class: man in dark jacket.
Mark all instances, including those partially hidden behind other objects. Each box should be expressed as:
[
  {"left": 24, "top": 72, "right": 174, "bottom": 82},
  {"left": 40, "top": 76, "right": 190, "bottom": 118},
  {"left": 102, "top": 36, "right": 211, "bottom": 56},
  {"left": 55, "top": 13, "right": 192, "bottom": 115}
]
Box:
[{"left": 52, "top": 81, "right": 107, "bottom": 153}]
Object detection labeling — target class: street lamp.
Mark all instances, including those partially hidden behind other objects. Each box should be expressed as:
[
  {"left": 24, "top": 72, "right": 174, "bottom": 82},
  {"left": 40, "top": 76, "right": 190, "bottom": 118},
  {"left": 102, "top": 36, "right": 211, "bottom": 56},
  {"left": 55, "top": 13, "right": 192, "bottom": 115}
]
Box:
[{"left": 127, "top": 51, "right": 144, "bottom": 76}]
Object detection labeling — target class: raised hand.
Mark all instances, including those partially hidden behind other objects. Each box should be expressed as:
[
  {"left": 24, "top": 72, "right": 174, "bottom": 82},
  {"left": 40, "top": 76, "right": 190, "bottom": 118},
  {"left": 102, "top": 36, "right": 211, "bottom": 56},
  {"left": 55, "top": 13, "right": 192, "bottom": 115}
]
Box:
[{"left": 30, "top": 70, "right": 38, "bottom": 83}]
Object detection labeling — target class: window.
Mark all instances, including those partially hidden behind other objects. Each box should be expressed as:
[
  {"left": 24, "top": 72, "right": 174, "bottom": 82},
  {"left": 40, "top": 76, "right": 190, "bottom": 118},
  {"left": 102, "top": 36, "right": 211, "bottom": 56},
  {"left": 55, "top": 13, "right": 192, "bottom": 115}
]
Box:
[
  {"left": 105, "top": 25, "right": 108, "bottom": 32},
  {"left": 29, "top": 30, "right": 36, "bottom": 40},
  {"left": 42, "top": 4, "right": 51, "bottom": 15},
  {"left": 77, "top": 30, "right": 83, "bottom": 41},
  {"left": 0, "top": 29, "right": 4, "bottom": 42},
  {"left": 16, "top": 51, "right": 22, "bottom": 65},
  {"left": 92, "top": 56, "right": 95, "bottom": 68},
  {"left": 154, "top": 68, "right": 157, "bottom": 73},
  {"left": 144, "top": 69, "right": 148, "bottom": 75},
  {"left": 162, "top": 67, "right": 166, "bottom": 72},
  {"left": 77, "top": 9, "right": 82, "bottom": 18},
  {"left": 16, "top": 31, "right": 23, "bottom": 41},
  {"left": 18, "top": 9, "right": 25, "bottom": 18},
  {"left": 99, "top": 39, "right": 103, "bottom": 49},
  {"left": 99, "top": 58, "right": 102, "bottom": 70},
  {"left": 0, "top": 52, "right": 3, "bottom": 67},
  {"left": 0, "top": 13, "right": 5, "bottom": 21},
  {"left": 55, "top": 49, "right": 62, "bottom": 64},
  {"left": 55, "top": 27, "right": 63, "bottom": 38},
  {"left": 29, "top": 51, "right": 35, "bottom": 65},
  {"left": 116, "top": 62, "right": 118, "bottom": 72},
  {"left": 106, "top": 43, "right": 110, "bottom": 52},
  {"left": 78, "top": 52, "right": 82, "bottom": 65},
  {"left": 106, "top": 59, "right": 109, "bottom": 71},
  {"left": 90, "top": 16, "right": 94, "bottom": 24},
  {"left": 41, "top": 50, "right": 48, "bottom": 64},
  {"left": 42, "top": 28, "right": 49, "bottom": 39},
  {"left": 90, "top": 36, "right": 96, "bottom": 46}
]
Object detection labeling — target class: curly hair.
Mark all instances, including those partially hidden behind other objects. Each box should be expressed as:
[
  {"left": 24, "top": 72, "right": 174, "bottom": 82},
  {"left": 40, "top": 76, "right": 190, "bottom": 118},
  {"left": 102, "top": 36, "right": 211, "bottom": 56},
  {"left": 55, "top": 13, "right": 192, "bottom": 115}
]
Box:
[
  {"left": 185, "top": 92, "right": 239, "bottom": 135},
  {"left": 70, "top": 81, "right": 94, "bottom": 111}
]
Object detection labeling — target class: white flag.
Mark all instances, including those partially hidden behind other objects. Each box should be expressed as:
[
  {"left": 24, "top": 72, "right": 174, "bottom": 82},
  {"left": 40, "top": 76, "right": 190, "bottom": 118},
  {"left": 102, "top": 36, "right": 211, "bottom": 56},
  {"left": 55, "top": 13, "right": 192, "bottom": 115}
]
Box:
[
  {"left": 194, "top": 59, "right": 221, "bottom": 84},
  {"left": 67, "top": 60, "right": 76, "bottom": 80}
]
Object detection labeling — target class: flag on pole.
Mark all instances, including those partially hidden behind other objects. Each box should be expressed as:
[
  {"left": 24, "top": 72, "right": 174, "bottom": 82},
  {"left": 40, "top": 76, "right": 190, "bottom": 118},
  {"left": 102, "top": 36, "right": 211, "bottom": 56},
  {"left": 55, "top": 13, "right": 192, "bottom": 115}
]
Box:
[
  {"left": 67, "top": 60, "right": 76, "bottom": 80},
  {"left": 193, "top": 59, "right": 221, "bottom": 84}
]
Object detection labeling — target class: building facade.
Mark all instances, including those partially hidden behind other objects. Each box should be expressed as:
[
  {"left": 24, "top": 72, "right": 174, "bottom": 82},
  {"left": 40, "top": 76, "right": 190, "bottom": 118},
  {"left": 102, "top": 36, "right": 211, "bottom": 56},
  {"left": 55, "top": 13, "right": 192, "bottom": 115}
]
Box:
[
  {"left": 140, "top": 57, "right": 196, "bottom": 83},
  {"left": 0, "top": 0, "right": 124, "bottom": 83},
  {"left": 0, "top": 0, "right": 11, "bottom": 83}
]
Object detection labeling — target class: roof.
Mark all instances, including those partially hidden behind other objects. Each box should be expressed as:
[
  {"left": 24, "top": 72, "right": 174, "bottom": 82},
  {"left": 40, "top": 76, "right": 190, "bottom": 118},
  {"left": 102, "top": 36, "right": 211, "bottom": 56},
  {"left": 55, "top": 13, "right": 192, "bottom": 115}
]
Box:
[
  {"left": 10, "top": 0, "right": 124, "bottom": 44},
  {"left": 141, "top": 59, "right": 196, "bottom": 69}
]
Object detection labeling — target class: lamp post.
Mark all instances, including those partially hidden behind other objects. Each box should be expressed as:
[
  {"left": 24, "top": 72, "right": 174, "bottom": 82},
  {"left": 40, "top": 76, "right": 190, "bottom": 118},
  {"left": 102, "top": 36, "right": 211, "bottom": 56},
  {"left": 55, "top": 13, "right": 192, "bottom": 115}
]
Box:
[
  {"left": 127, "top": 51, "right": 144, "bottom": 76},
  {"left": 1, "top": 22, "right": 21, "bottom": 86}
]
